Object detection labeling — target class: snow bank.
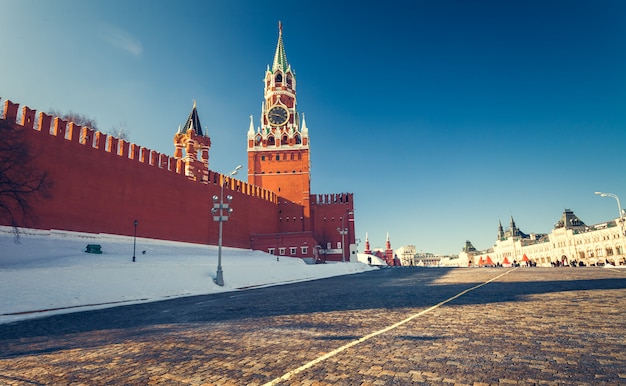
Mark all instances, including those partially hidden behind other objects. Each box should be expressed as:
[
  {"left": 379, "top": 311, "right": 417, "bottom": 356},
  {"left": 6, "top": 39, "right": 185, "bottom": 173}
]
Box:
[{"left": 0, "top": 228, "right": 375, "bottom": 324}]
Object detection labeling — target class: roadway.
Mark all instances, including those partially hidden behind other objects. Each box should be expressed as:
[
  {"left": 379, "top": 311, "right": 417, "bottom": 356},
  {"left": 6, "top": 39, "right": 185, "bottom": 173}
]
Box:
[{"left": 1, "top": 267, "right": 626, "bottom": 385}]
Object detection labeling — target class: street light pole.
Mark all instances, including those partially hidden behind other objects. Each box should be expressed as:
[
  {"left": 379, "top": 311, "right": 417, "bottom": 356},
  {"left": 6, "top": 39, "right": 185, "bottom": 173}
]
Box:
[
  {"left": 595, "top": 191, "right": 623, "bottom": 220},
  {"left": 132, "top": 220, "right": 138, "bottom": 262},
  {"left": 595, "top": 191, "right": 626, "bottom": 261},
  {"left": 213, "top": 165, "right": 242, "bottom": 286},
  {"left": 337, "top": 210, "right": 353, "bottom": 263},
  {"left": 337, "top": 219, "right": 346, "bottom": 263}
]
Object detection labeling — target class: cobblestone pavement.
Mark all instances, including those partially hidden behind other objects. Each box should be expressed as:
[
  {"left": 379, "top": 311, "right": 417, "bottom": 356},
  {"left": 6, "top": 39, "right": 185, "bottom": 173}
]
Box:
[{"left": 1, "top": 267, "right": 625, "bottom": 385}]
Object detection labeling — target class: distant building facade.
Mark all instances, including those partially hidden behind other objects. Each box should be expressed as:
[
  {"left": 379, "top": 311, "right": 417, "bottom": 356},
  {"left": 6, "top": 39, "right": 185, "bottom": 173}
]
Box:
[
  {"left": 415, "top": 252, "right": 442, "bottom": 267},
  {"left": 450, "top": 210, "right": 626, "bottom": 267},
  {"left": 395, "top": 245, "right": 416, "bottom": 266}
]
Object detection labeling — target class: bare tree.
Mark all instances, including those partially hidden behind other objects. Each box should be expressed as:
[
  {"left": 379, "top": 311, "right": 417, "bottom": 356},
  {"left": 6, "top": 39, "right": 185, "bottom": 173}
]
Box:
[
  {"left": 47, "top": 109, "right": 99, "bottom": 131},
  {"left": 317, "top": 231, "right": 331, "bottom": 263},
  {"left": 109, "top": 121, "right": 130, "bottom": 141},
  {"left": 0, "top": 119, "right": 52, "bottom": 241},
  {"left": 48, "top": 109, "right": 130, "bottom": 141}
]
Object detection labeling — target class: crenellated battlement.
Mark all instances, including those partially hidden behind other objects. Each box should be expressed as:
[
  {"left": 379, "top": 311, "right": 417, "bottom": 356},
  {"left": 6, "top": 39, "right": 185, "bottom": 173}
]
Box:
[
  {"left": 1, "top": 94, "right": 355, "bottom": 261},
  {"left": 1, "top": 98, "right": 277, "bottom": 204}
]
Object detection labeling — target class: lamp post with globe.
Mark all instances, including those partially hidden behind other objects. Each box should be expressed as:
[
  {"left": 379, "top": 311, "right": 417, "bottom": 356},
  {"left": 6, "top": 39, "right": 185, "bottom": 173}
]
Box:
[{"left": 212, "top": 165, "right": 242, "bottom": 286}]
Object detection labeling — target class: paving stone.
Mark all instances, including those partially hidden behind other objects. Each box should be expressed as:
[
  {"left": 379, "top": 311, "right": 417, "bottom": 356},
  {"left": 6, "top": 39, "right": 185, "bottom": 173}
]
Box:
[{"left": 1, "top": 268, "right": 625, "bottom": 385}]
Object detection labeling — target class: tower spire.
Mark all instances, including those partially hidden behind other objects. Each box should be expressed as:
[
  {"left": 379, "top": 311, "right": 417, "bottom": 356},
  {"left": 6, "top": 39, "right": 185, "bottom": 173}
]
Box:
[
  {"left": 385, "top": 232, "right": 394, "bottom": 266},
  {"left": 272, "top": 21, "right": 289, "bottom": 73},
  {"left": 182, "top": 101, "right": 204, "bottom": 136},
  {"left": 364, "top": 232, "right": 371, "bottom": 255}
]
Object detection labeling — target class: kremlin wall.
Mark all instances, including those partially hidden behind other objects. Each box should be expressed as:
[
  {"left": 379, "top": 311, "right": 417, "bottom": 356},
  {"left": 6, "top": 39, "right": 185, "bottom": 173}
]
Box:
[
  {"left": 1, "top": 98, "right": 274, "bottom": 248},
  {"left": 0, "top": 97, "right": 355, "bottom": 262}
]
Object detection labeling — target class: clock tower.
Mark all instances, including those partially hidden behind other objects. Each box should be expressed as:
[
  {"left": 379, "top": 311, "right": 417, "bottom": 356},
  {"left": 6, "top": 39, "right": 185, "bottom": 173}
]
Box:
[{"left": 248, "top": 22, "right": 311, "bottom": 226}]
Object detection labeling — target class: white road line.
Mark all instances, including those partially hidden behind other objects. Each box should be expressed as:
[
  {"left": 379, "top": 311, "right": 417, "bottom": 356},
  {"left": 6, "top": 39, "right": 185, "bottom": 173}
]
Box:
[{"left": 263, "top": 268, "right": 517, "bottom": 386}]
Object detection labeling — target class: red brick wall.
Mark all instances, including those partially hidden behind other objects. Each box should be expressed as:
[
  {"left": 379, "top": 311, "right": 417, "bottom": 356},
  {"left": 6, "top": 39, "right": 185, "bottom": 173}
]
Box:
[
  {"left": 2, "top": 98, "right": 355, "bottom": 260},
  {"left": 2, "top": 100, "right": 279, "bottom": 249}
]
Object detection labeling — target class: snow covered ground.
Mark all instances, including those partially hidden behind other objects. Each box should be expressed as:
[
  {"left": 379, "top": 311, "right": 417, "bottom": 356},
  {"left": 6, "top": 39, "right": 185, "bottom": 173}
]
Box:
[{"left": 0, "top": 227, "right": 375, "bottom": 325}]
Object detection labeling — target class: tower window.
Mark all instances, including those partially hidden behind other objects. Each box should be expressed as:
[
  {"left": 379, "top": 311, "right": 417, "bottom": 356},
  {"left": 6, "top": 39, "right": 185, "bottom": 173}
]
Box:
[
  {"left": 275, "top": 73, "right": 282, "bottom": 83},
  {"left": 276, "top": 155, "right": 280, "bottom": 161}
]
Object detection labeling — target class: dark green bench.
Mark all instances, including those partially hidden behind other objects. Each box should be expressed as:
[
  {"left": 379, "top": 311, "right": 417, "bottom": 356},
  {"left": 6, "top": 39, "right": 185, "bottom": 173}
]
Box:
[{"left": 85, "top": 244, "right": 102, "bottom": 254}]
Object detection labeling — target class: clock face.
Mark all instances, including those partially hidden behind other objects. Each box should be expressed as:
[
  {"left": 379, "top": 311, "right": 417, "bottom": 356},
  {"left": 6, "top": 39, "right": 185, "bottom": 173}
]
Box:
[{"left": 268, "top": 105, "right": 289, "bottom": 126}]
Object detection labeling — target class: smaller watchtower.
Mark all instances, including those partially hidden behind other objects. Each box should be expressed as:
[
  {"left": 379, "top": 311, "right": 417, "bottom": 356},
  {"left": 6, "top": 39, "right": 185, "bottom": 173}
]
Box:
[{"left": 174, "top": 101, "right": 211, "bottom": 180}]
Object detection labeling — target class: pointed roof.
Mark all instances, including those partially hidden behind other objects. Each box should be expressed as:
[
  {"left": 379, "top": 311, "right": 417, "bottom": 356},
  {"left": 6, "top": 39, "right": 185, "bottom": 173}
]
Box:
[
  {"left": 301, "top": 113, "right": 308, "bottom": 133},
  {"left": 248, "top": 115, "right": 255, "bottom": 135},
  {"left": 181, "top": 101, "right": 204, "bottom": 136},
  {"left": 272, "top": 21, "right": 289, "bottom": 73},
  {"left": 555, "top": 209, "right": 586, "bottom": 229}
]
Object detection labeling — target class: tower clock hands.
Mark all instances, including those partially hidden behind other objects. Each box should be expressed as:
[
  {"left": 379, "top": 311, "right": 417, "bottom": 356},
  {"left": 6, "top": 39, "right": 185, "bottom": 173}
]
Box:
[{"left": 268, "top": 105, "right": 288, "bottom": 126}]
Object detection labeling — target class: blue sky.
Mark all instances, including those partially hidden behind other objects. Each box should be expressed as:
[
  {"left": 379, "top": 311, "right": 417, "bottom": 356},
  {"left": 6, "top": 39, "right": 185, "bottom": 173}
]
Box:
[{"left": 1, "top": 0, "right": 625, "bottom": 255}]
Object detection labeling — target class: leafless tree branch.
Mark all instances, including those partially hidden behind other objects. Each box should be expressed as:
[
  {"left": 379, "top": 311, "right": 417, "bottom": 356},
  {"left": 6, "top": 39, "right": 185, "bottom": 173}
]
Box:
[{"left": 0, "top": 119, "right": 52, "bottom": 242}]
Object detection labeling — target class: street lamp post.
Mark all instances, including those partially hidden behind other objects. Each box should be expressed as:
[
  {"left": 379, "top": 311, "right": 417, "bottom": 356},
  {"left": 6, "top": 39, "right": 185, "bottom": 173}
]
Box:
[
  {"left": 595, "top": 191, "right": 624, "bottom": 220},
  {"left": 595, "top": 191, "right": 626, "bottom": 261},
  {"left": 212, "top": 165, "right": 242, "bottom": 286},
  {"left": 337, "top": 210, "right": 353, "bottom": 262},
  {"left": 337, "top": 225, "right": 347, "bottom": 262},
  {"left": 276, "top": 234, "right": 279, "bottom": 261},
  {"left": 132, "top": 220, "right": 138, "bottom": 262}
]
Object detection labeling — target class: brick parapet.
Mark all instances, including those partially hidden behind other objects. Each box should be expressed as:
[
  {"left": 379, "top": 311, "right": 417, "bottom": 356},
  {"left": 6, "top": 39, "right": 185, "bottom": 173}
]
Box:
[
  {"left": 0, "top": 98, "right": 280, "bottom": 248},
  {"left": 1, "top": 98, "right": 278, "bottom": 205}
]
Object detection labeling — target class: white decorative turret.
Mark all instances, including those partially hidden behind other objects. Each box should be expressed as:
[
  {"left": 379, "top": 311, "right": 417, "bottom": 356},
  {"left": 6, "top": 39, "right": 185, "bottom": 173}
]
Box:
[
  {"left": 247, "top": 115, "right": 255, "bottom": 139},
  {"left": 301, "top": 113, "right": 308, "bottom": 134}
]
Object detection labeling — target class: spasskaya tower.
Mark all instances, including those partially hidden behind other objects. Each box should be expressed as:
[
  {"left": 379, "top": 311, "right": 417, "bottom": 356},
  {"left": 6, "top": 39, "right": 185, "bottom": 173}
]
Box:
[
  {"left": 247, "top": 22, "right": 311, "bottom": 224},
  {"left": 247, "top": 22, "right": 354, "bottom": 262}
]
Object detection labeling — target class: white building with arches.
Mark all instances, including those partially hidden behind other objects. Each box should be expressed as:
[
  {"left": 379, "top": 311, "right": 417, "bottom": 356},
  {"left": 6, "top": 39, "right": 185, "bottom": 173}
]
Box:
[{"left": 454, "top": 209, "right": 626, "bottom": 267}]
